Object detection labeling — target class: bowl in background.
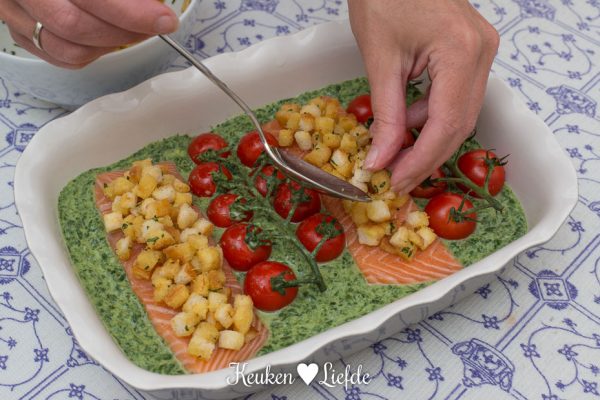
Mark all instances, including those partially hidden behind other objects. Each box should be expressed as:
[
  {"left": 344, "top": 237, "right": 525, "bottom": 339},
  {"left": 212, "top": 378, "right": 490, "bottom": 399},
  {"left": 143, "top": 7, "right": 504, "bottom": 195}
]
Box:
[{"left": 0, "top": 0, "right": 200, "bottom": 109}]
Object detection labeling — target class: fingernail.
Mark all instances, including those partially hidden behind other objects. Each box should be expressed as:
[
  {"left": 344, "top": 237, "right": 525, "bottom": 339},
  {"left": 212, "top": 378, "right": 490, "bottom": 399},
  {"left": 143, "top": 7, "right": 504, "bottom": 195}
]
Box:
[
  {"left": 364, "top": 147, "right": 379, "bottom": 169},
  {"left": 154, "top": 15, "right": 178, "bottom": 33}
]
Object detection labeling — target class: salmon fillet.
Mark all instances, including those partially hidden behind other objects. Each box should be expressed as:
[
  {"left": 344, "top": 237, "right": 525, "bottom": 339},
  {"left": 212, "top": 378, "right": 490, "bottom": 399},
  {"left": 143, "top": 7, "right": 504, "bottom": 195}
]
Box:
[
  {"left": 265, "top": 119, "right": 463, "bottom": 285},
  {"left": 94, "top": 163, "right": 268, "bottom": 374}
]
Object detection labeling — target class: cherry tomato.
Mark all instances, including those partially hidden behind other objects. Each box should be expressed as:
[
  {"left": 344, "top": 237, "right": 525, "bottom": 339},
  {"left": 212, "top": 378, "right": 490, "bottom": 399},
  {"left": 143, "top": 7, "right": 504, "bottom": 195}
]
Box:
[
  {"left": 237, "top": 130, "right": 278, "bottom": 167},
  {"left": 188, "top": 133, "right": 230, "bottom": 164},
  {"left": 188, "top": 162, "right": 232, "bottom": 197},
  {"left": 207, "top": 194, "right": 252, "bottom": 228},
  {"left": 220, "top": 223, "right": 272, "bottom": 271},
  {"left": 410, "top": 168, "right": 447, "bottom": 198},
  {"left": 424, "top": 193, "right": 476, "bottom": 240},
  {"left": 346, "top": 94, "right": 373, "bottom": 124},
  {"left": 457, "top": 149, "right": 506, "bottom": 197},
  {"left": 273, "top": 181, "right": 321, "bottom": 223},
  {"left": 296, "top": 213, "right": 345, "bottom": 262},
  {"left": 244, "top": 261, "right": 298, "bottom": 311},
  {"left": 254, "top": 165, "right": 286, "bottom": 197}
]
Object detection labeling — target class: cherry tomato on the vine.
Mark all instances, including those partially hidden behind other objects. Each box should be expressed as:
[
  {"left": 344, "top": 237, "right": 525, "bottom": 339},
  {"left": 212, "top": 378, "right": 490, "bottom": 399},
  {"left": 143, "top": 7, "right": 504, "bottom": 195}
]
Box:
[
  {"left": 424, "top": 193, "right": 476, "bottom": 240},
  {"left": 244, "top": 261, "right": 298, "bottom": 311},
  {"left": 254, "top": 164, "right": 286, "bottom": 197},
  {"left": 237, "top": 130, "right": 278, "bottom": 167},
  {"left": 207, "top": 194, "right": 252, "bottom": 228},
  {"left": 273, "top": 181, "right": 321, "bottom": 223},
  {"left": 188, "top": 162, "right": 232, "bottom": 197},
  {"left": 457, "top": 149, "right": 506, "bottom": 197},
  {"left": 188, "top": 133, "right": 230, "bottom": 164},
  {"left": 410, "top": 168, "right": 447, "bottom": 198},
  {"left": 296, "top": 213, "right": 345, "bottom": 262},
  {"left": 220, "top": 223, "right": 272, "bottom": 271},
  {"left": 346, "top": 94, "right": 373, "bottom": 124}
]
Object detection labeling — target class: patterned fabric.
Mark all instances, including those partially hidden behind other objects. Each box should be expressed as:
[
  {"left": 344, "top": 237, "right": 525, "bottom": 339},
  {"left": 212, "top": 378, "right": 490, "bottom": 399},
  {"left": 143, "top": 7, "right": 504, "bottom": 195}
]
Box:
[{"left": 0, "top": 1, "right": 599, "bottom": 399}]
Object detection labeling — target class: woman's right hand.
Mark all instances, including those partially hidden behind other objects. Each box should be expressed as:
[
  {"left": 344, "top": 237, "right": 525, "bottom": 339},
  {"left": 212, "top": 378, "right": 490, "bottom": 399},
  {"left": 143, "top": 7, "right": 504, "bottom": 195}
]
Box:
[{"left": 0, "top": 0, "right": 179, "bottom": 68}]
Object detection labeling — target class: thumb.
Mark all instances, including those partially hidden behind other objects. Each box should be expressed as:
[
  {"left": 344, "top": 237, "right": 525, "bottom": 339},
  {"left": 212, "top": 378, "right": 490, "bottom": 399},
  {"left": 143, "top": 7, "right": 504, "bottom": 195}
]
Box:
[{"left": 363, "top": 62, "right": 407, "bottom": 170}]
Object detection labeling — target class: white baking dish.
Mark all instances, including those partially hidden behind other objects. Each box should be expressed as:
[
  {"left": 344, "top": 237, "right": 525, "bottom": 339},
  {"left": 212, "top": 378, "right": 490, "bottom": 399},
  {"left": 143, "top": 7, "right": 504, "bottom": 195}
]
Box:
[{"left": 14, "top": 20, "right": 577, "bottom": 399}]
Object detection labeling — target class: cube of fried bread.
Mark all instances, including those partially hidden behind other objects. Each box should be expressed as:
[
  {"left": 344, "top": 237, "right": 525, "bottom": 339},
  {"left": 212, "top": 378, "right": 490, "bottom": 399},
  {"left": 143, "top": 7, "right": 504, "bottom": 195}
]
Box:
[
  {"left": 285, "top": 112, "right": 301, "bottom": 130},
  {"left": 205, "top": 311, "right": 224, "bottom": 331},
  {"left": 218, "top": 330, "right": 245, "bottom": 351},
  {"left": 338, "top": 115, "right": 357, "bottom": 132},
  {"left": 141, "top": 219, "right": 164, "bottom": 240},
  {"left": 162, "top": 174, "right": 176, "bottom": 185},
  {"left": 357, "top": 224, "right": 386, "bottom": 246},
  {"left": 122, "top": 214, "right": 143, "bottom": 240},
  {"left": 349, "top": 125, "right": 370, "bottom": 147},
  {"left": 164, "top": 283, "right": 190, "bottom": 309},
  {"left": 191, "top": 273, "right": 210, "bottom": 297},
  {"left": 152, "top": 185, "right": 176, "bottom": 203},
  {"left": 349, "top": 176, "right": 369, "bottom": 193},
  {"left": 322, "top": 132, "right": 341, "bottom": 149},
  {"left": 407, "top": 229, "right": 424, "bottom": 249},
  {"left": 233, "top": 295, "right": 254, "bottom": 334},
  {"left": 145, "top": 229, "right": 176, "bottom": 250},
  {"left": 112, "top": 176, "right": 135, "bottom": 196},
  {"left": 192, "top": 218, "right": 214, "bottom": 236},
  {"left": 152, "top": 277, "right": 172, "bottom": 302},
  {"left": 324, "top": 99, "right": 340, "bottom": 119},
  {"left": 177, "top": 203, "right": 199, "bottom": 230},
  {"left": 379, "top": 237, "right": 416, "bottom": 260},
  {"left": 103, "top": 212, "right": 123, "bottom": 233},
  {"left": 184, "top": 232, "right": 209, "bottom": 250},
  {"left": 163, "top": 242, "right": 195, "bottom": 263},
  {"left": 406, "top": 211, "right": 429, "bottom": 229},
  {"left": 294, "top": 130, "right": 312, "bottom": 151},
  {"left": 218, "top": 287, "right": 232, "bottom": 300},
  {"left": 170, "top": 311, "right": 200, "bottom": 337},
  {"left": 208, "top": 291, "right": 228, "bottom": 313},
  {"left": 300, "top": 103, "right": 321, "bottom": 118},
  {"left": 304, "top": 145, "right": 332, "bottom": 168},
  {"left": 172, "top": 178, "right": 190, "bottom": 193},
  {"left": 133, "top": 250, "right": 162, "bottom": 276},
  {"left": 142, "top": 165, "right": 163, "bottom": 183},
  {"left": 350, "top": 202, "right": 370, "bottom": 225},
  {"left": 389, "top": 226, "right": 409, "bottom": 247},
  {"left": 297, "top": 114, "right": 314, "bottom": 133},
  {"left": 388, "top": 194, "right": 410, "bottom": 211},
  {"left": 366, "top": 200, "right": 392, "bottom": 223},
  {"left": 330, "top": 149, "right": 353, "bottom": 178},
  {"left": 370, "top": 170, "right": 391, "bottom": 194},
  {"left": 207, "top": 269, "right": 226, "bottom": 290},
  {"left": 188, "top": 322, "right": 219, "bottom": 359},
  {"left": 173, "top": 192, "right": 193, "bottom": 207},
  {"left": 183, "top": 293, "right": 209, "bottom": 320},
  {"left": 115, "top": 236, "right": 132, "bottom": 260},
  {"left": 174, "top": 262, "right": 197, "bottom": 285},
  {"left": 214, "top": 303, "right": 234, "bottom": 329},
  {"left": 278, "top": 129, "right": 294, "bottom": 147},
  {"left": 128, "top": 159, "right": 152, "bottom": 183},
  {"left": 315, "top": 116, "right": 335, "bottom": 135},
  {"left": 416, "top": 226, "right": 437, "bottom": 250},
  {"left": 339, "top": 133, "right": 358, "bottom": 155},
  {"left": 135, "top": 173, "right": 158, "bottom": 199},
  {"left": 342, "top": 199, "right": 353, "bottom": 213},
  {"left": 197, "top": 246, "right": 222, "bottom": 272}
]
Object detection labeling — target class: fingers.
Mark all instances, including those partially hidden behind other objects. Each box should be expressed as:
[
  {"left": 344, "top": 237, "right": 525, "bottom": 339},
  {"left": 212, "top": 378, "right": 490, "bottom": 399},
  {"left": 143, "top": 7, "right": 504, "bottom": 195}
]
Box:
[
  {"left": 70, "top": 0, "right": 178, "bottom": 35},
  {"left": 3, "top": 1, "right": 116, "bottom": 66},
  {"left": 405, "top": 97, "right": 428, "bottom": 129},
  {"left": 390, "top": 64, "right": 476, "bottom": 193},
  {"left": 363, "top": 58, "right": 407, "bottom": 171}
]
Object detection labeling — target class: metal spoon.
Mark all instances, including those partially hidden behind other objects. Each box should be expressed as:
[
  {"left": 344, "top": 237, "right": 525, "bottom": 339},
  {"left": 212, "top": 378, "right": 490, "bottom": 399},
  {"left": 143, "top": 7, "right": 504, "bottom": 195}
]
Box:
[{"left": 159, "top": 35, "right": 371, "bottom": 202}]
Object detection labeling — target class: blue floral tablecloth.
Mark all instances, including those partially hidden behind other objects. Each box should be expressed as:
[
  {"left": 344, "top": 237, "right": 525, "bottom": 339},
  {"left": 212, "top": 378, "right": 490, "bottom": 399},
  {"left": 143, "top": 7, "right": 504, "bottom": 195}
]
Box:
[{"left": 1, "top": 1, "right": 599, "bottom": 399}]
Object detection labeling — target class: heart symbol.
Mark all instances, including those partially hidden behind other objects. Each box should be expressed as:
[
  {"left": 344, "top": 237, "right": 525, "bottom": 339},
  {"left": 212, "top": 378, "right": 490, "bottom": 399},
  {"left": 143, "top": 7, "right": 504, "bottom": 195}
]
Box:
[{"left": 297, "top": 362, "right": 319, "bottom": 385}]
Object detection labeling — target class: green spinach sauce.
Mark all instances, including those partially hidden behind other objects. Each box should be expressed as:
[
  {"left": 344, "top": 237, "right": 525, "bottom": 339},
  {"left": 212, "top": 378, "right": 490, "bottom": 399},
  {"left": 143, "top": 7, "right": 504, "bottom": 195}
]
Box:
[{"left": 58, "top": 77, "right": 526, "bottom": 375}]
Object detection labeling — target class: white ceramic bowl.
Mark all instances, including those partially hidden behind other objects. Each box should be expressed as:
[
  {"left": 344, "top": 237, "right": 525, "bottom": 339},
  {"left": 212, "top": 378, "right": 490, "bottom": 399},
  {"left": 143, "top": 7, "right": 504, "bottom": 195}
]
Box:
[
  {"left": 14, "top": 20, "right": 577, "bottom": 400},
  {"left": 0, "top": 0, "right": 200, "bottom": 109}
]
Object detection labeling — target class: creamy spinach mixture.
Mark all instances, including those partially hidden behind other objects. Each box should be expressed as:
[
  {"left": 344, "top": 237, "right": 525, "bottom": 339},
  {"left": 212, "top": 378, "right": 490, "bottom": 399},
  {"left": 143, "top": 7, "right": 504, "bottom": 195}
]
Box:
[{"left": 58, "top": 78, "right": 527, "bottom": 374}]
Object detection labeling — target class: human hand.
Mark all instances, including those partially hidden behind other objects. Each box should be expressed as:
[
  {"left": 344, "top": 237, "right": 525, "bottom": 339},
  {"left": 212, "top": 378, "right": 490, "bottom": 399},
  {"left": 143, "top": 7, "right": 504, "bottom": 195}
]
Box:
[
  {"left": 0, "top": 0, "right": 179, "bottom": 68},
  {"left": 348, "top": 0, "right": 499, "bottom": 194}
]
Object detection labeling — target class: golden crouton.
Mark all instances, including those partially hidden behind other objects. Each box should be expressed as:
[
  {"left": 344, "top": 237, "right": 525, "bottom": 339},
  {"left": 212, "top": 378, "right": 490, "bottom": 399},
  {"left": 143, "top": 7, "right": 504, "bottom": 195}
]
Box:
[
  {"left": 214, "top": 303, "right": 234, "bottom": 329},
  {"left": 152, "top": 277, "right": 172, "bottom": 302},
  {"left": 153, "top": 258, "right": 180, "bottom": 281},
  {"left": 300, "top": 103, "right": 321, "bottom": 118},
  {"left": 177, "top": 203, "right": 199, "bottom": 230},
  {"left": 122, "top": 214, "right": 143, "bottom": 240},
  {"left": 218, "top": 330, "right": 245, "bottom": 351},
  {"left": 330, "top": 149, "right": 353, "bottom": 178},
  {"left": 183, "top": 293, "right": 209, "bottom": 320},
  {"left": 186, "top": 234, "right": 209, "bottom": 250},
  {"left": 145, "top": 229, "right": 176, "bottom": 250},
  {"left": 350, "top": 202, "right": 370, "bottom": 225},
  {"left": 134, "top": 249, "right": 162, "bottom": 275},
  {"left": 173, "top": 192, "right": 193, "bottom": 207},
  {"left": 103, "top": 212, "right": 123, "bottom": 233},
  {"left": 197, "top": 246, "right": 222, "bottom": 272},
  {"left": 245, "top": 327, "right": 259, "bottom": 343},
  {"left": 112, "top": 177, "right": 135, "bottom": 196},
  {"left": 304, "top": 145, "right": 332, "bottom": 168},
  {"left": 339, "top": 133, "right": 358, "bottom": 155},
  {"left": 207, "top": 269, "right": 226, "bottom": 291},
  {"left": 299, "top": 114, "right": 315, "bottom": 132},
  {"left": 286, "top": 112, "right": 301, "bottom": 130},
  {"left": 233, "top": 295, "right": 254, "bottom": 334},
  {"left": 405, "top": 211, "right": 430, "bottom": 229},
  {"left": 191, "top": 274, "right": 210, "bottom": 297},
  {"left": 338, "top": 115, "right": 357, "bottom": 132},
  {"left": 188, "top": 323, "right": 218, "bottom": 360},
  {"left": 380, "top": 237, "right": 416, "bottom": 260},
  {"left": 208, "top": 291, "right": 228, "bottom": 313},
  {"left": 294, "top": 130, "right": 312, "bottom": 151},
  {"left": 152, "top": 185, "right": 176, "bottom": 202},
  {"left": 170, "top": 311, "right": 200, "bottom": 337},
  {"left": 357, "top": 224, "right": 386, "bottom": 246},
  {"left": 195, "top": 322, "right": 220, "bottom": 343},
  {"left": 164, "top": 284, "right": 190, "bottom": 309},
  {"left": 172, "top": 178, "right": 190, "bottom": 193},
  {"left": 115, "top": 236, "right": 132, "bottom": 261},
  {"left": 135, "top": 174, "right": 158, "bottom": 199},
  {"left": 366, "top": 200, "right": 392, "bottom": 223},
  {"left": 163, "top": 242, "right": 195, "bottom": 263},
  {"left": 324, "top": 99, "right": 340, "bottom": 119},
  {"left": 388, "top": 194, "right": 410, "bottom": 211},
  {"left": 322, "top": 133, "right": 341, "bottom": 149},
  {"left": 278, "top": 129, "right": 294, "bottom": 147},
  {"left": 370, "top": 170, "right": 391, "bottom": 194},
  {"left": 175, "top": 262, "right": 197, "bottom": 285},
  {"left": 315, "top": 116, "right": 335, "bottom": 135},
  {"left": 192, "top": 218, "right": 214, "bottom": 236},
  {"left": 416, "top": 226, "right": 437, "bottom": 250}
]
